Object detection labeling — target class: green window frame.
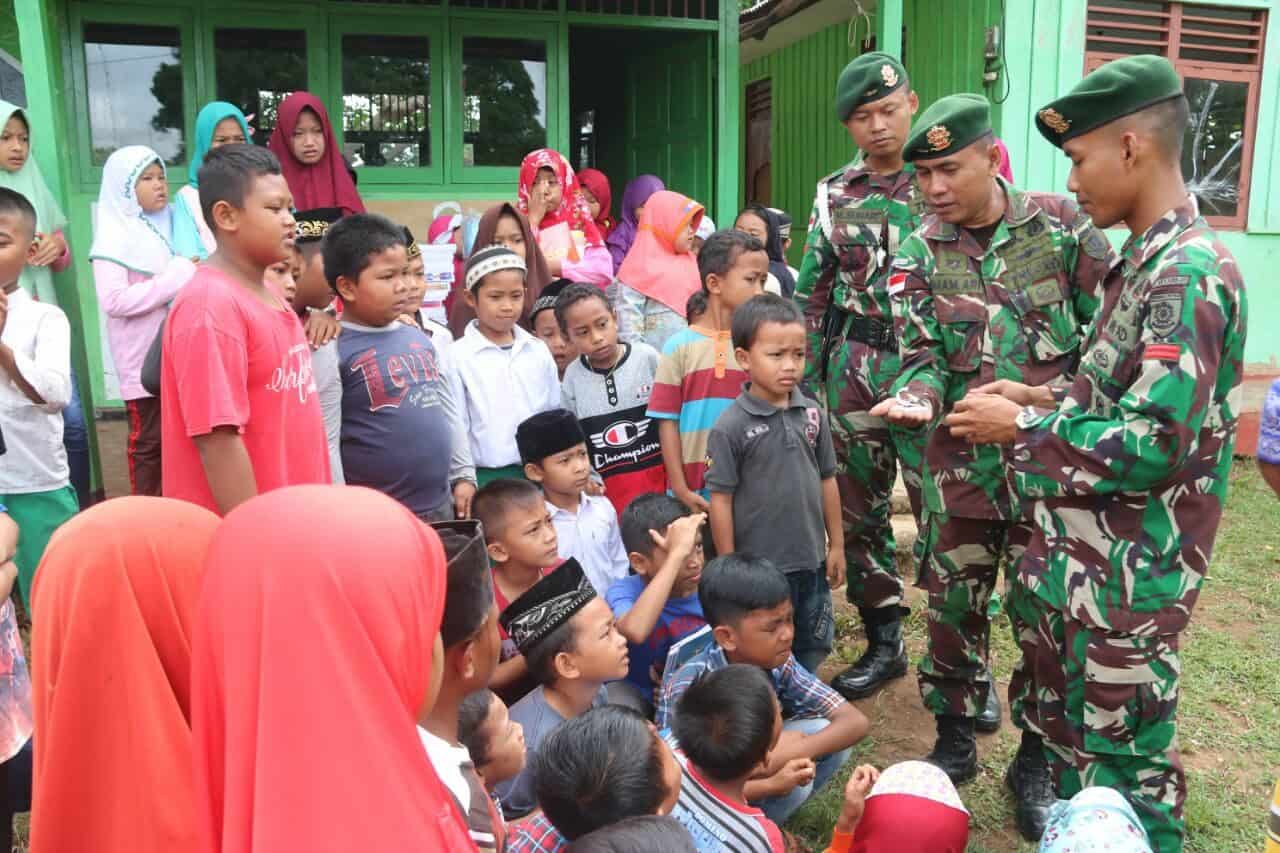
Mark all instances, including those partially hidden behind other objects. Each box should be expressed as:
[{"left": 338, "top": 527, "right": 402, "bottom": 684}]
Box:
[
  {"left": 68, "top": 3, "right": 199, "bottom": 188},
  {"left": 328, "top": 14, "right": 445, "bottom": 187},
  {"left": 447, "top": 18, "right": 565, "bottom": 185}
]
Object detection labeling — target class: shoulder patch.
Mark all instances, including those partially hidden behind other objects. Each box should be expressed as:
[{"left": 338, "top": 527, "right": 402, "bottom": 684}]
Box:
[{"left": 1148, "top": 289, "right": 1183, "bottom": 339}]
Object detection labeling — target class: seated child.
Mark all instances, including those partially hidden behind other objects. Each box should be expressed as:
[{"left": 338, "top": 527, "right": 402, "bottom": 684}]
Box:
[
  {"left": 669, "top": 664, "right": 789, "bottom": 852},
  {"left": 517, "top": 409, "right": 629, "bottom": 596},
  {"left": 160, "top": 144, "right": 329, "bottom": 514},
  {"left": 566, "top": 816, "right": 697, "bottom": 853},
  {"left": 495, "top": 559, "right": 631, "bottom": 819},
  {"left": 458, "top": 689, "right": 527, "bottom": 827},
  {"left": 473, "top": 478, "right": 563, "bottom": 703},
  {"left": 0, "top": 188, "right": 78, "bottom": 607},
  {"left": 452, "top": 244, "right": 560, "bottom": 485},
  {"left": 530, "top": 279, "right": 574, "bottom": 379},
  {"left": 289, "top": 207, "right": 344, "bottom": 483},
  {"left": 826, "top": 761, "right": 968, "bottom": 852},
  {"left": 646, "top": 230, "right": 768, "bottom": 514},
  {"left": 325, "top": 213, "right": 476, "bottom": 521},
  {"left": 508, "top": 705, "right": 682, "bottom": 853},
  {"left": 401, "top": 225, "right": 455, "bottom": 358},
  {"left": 657, "top": 553, "right": 868, "bottom": 825},
  {"left": 420, "top": 522, "right": 506, "bottom": 852},
  {"left": 556, "top": 283, "right": 664, "bottom": 516},
  {"left": 706, "top": 294, "right": 844, "bottom": 674},
  {"left": 605, "top": 493, "right": 706, "bottom": 716}
]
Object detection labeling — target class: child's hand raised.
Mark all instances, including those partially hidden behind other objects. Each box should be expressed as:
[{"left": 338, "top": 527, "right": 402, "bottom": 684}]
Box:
[
  {"left": 650, "top": 512, "right": 706, "bottom": 564},
  {"left": 835, "top": 764, "right": 880, "bottom": 834}
]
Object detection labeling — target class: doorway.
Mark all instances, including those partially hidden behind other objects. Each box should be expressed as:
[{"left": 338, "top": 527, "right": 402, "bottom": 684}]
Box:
[{"left": 744, "top": 77, "right": 771, "bottom": 206}]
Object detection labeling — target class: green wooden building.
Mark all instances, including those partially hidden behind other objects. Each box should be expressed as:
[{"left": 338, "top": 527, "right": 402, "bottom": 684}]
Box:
[
  {"left": 9, "top": 0, "right": 745, "bottom": 494},
  {"left": 739, "top": 0, "right": 1279, "bottom": 450}
]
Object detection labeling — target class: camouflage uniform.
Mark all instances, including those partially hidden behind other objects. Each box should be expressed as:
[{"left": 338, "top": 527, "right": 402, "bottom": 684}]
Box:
[
  {"left": 794, "top": 161, "right": 928, "bottom": 610},
  {"left": 1006, "top": 197, "right": 1247, "bottom": 853},
  {"left": 888, "top": 179, "right": 1112, "bottom": 718}
]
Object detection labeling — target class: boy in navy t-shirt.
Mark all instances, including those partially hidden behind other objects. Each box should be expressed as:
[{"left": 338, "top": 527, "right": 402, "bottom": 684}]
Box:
[
  {"left": 325, "top": 214, "right": 476, "bottom": 520},
  {"left": 604, "top": 493, "right": 706, "bottom": 716}
]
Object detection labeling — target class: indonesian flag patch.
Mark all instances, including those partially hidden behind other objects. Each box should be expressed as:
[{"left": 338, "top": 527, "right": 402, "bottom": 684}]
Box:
[{"left": 887, "top": 271, "right": 908, "bottom": 296}]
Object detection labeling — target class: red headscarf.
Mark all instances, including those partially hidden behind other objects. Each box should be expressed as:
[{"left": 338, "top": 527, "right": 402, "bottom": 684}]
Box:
[
  {"left": 191, "top": 485, "right": 473, "bottom": 853},
  {"left": 267, "top": 92, "right": 365, "bottom": 216},
  {"left": 616, "top": 190, "right": 704, "bottom": 315},
  {"left": 517, "top": 149, "right": 604, "bottom": 247},
  {"left": 31, "top": 497, "right": 221, "bottom": 853},
  {"left": 577, "top": 168, "right": 615, "bottom": 238}
]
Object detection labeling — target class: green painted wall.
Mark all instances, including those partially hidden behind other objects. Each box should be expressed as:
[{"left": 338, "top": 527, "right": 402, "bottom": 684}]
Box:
[{"left": 741, "top": 0, "right": 1280, "bottom": 367}]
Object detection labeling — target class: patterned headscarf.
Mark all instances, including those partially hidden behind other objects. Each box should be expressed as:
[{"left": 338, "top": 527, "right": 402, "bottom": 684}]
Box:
[{"left": 516, "top": 149, "right": 604, "bottom": 247}]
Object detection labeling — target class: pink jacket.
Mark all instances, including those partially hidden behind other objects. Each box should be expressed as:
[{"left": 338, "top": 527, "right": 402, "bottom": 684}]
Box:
[{"left": 93, "top": 257, "right": 197, "bottom": 400}]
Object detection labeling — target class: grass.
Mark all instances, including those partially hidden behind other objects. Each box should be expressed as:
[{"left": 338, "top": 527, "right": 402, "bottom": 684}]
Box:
[{"left": 784, "top": 460, "right": 1280, "bottom": 852}]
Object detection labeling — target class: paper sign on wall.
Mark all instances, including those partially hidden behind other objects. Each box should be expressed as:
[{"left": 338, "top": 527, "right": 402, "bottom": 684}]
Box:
[{"left": 420, "top": 243, "right": 455, "bottom": 325}]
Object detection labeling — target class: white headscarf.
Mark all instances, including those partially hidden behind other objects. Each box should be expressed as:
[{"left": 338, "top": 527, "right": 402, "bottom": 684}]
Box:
[{"left": 89, "top": 146, "right": 175, "bottom": 275}]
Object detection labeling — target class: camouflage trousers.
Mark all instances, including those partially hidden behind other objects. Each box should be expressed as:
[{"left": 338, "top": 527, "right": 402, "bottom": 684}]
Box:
[
  {"left": 1006, "top": 582, "right": 1186, "bottom": 853},
  {"left": 917, "top": 513, "right": 1035, "bottom": 719},
  {"left": 824, "top": 338, "right": 925, "bottom": 611}
]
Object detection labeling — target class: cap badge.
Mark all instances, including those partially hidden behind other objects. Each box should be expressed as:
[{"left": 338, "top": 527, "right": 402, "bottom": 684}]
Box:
[
  {"left": 926, "top": 124, "right": 952, "bottom": 152},
  {"left": 1038, "top": 108, "right": 1071, "bottom": 134},
  {"left": 881, "top": 64, "right": 899, "bottom": 87}
]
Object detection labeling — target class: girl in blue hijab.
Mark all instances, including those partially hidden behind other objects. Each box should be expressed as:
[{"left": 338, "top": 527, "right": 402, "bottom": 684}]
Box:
[{"left": 173, "top": 102, "right": 252, "bottom": 258}]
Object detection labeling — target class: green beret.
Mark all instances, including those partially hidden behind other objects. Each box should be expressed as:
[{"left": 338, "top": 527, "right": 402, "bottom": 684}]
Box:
[
  {"left": 1035, "top": 55, "right": 1183, "bottom": 148},
  {"left": 835, "top": 52, "right": 908, "bottom": 121},
  {"left": 903, "top": 93, "right": 991, "bottom": 162}
]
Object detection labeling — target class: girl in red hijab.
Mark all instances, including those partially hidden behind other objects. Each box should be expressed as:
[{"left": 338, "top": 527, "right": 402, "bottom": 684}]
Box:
[
  {"left": 30, "top": 497, "right": 221, "bottom": 853},
  {"left": 191, "top": 485, "right": 473, "bottom": 853},
  {"left": 609, "top": 189, "right": 704, "bottom": 352},
  {"left": 267, "top": 92, "right": 365, "bottom": 216},
  {"left": 577, "top": 168, "right": 615, "bottom": 239},
  {"left": 517, "top": 149, "right": 612, "bottom": 287}
]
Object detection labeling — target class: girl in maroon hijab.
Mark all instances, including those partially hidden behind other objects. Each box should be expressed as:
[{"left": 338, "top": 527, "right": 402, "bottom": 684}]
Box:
[{"left": 267, "top": 92, "right": 365, "bottom": 216}]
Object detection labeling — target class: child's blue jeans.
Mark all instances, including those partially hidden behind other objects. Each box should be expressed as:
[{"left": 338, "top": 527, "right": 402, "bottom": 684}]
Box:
[
  {"left": 788, "top": 567, "right": 834, "bottom": 675},
  {"left": 757, "top": 716, "right": 852, "bottom": 824}
]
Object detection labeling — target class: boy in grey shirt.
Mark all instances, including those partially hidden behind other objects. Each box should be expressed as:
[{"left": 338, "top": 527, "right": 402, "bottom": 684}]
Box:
[{"left": 705, "top": 294, "right": 845, "bottom": 674}]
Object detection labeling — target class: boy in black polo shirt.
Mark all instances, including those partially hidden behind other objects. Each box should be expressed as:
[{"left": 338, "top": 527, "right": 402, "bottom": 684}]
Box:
[{"left": 705, "top": 294, "right": 844, "bottom": 674}]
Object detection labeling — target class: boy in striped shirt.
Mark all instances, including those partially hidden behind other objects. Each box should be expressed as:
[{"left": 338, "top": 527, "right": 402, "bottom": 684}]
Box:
[{"left": 646, "top": 231, "right": 768, "bottom": 514}]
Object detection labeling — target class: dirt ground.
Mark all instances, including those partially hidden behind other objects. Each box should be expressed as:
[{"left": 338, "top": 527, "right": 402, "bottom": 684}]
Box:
[{"left": 95, "top": 416, "right": 131, "bottom": 499}]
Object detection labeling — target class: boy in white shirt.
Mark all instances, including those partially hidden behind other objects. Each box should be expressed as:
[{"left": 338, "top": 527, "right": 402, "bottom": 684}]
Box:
[
  {"left": 451, "top": 245, "right": 560, "bottom": 486},
  {"left": 0, "top": 188, "right": 78, "bottom": 607},
  {"left": 517, "top": 409, "right": 629, "bottom": 596}
]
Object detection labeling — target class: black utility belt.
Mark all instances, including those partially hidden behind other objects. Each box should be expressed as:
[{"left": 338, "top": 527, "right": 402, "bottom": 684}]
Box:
[{"left": 845, "top": 314, "right": 896, "bottom": 353}]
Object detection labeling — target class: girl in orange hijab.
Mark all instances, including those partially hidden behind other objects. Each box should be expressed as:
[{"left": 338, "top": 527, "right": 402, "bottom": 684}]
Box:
[
  {"left": 191, "top": 485, "right": 473, "bottom": 853},
  {"left": 30, "top": 497, "right": 221, "bottom": 853},
  {"left": 608, "top": 189, "right": 705, "bottom": 352}
]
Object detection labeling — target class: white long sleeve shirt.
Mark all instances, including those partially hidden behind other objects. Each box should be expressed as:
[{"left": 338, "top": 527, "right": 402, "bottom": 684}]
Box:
[
  {"left": 450, "top": 322, "right": 560, "bottom": 469},
  {"left": 0, "top": 288, "right": 71, "bottom": 492}
]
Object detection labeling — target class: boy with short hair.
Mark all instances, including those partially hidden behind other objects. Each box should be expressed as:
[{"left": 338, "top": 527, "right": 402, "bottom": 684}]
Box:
[
  {"left": 0, "top": 188, "right": 78, "bottom": 606},
  {"left": 605, "top": 493, "right": 707, "bottom": 715},
  {"left": 420, "top": 522, "right": 506, "bottom": 852},
  {"left": 556, "top": 284, "right": 664, "bottom": 517},
  {"left": 517, "top": 409, "right": 629, "bottom": 597},
  {"left": 670, "top": 664, "right": 788, "bottom": 852},
  {"left": 646, "top": 230, "right": 768, "bottom": 514},
  {"left": 457, "top": 689, "right": 526, "bottom": 816},
  {"left": 472, "top": 477, "right": 562, "bottom": 701},
  {"left": 494, "top": 559, "right": 631, "bottom": 819},
  {"left": 326, "top": 213, "right": 476, "bottom": 521},
  {"left": 706, "top": 294, "right": 844, "bottom": 675},
  {"left": 451, "top": 245, "right": 560, "bottom": 485},
  {"left": 161, "top": 144, "right": 329, "bottom": 514},
  {"left": 291, "top": 207, "right": 344, "bottom": 483},
  {"left": 658, "top": 553, "right": 868, "bottom": 825}
]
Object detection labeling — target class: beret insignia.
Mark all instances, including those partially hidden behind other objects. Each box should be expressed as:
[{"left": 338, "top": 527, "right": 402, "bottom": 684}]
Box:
[
  {"left": 1038, "top": 108, "right": 1071, "bottom": 135},
  {"left": 881, "top": 64, "right": 899, "bottom": 87},
  {"left": 926, "top": 124, "right": 952, "bottom": 152}
]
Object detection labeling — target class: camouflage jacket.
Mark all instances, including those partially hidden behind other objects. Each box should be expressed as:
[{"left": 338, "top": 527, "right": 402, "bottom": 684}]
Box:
[
  {"left": 1010, "top": 197, "right": 1247, "bottom": 636},
  {"left": 889, "top": 180, "right": 1112, "bottom": 520},
  {"left": 794, "top": 159, "right": 927, "bottom": 388}
]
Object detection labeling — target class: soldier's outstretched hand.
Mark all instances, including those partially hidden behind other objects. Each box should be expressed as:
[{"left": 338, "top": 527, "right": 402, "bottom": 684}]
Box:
[
  {"left": 970, "top": 379, "right": 1056, "bottom": 409},
  {"left": 869, "top": 393, "right": 932, "bottom": 427},
  {"left": 946, "top": 394, "right": 1020, "bottom": 444}
]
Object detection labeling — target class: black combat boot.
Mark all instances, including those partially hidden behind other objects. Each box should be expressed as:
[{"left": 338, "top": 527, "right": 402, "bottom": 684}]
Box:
[
  {"left": 975, "top": 664, "right": 1002, "bottom": 733},
  {"left": 925, "top": 714, "right": 978, "bottom": 784},
  {"left": 1006, "top": 732, "right": 1055, "bottom": 842},
  {"left": 830, "top": 606, "right": 908, "bottom": 700}
]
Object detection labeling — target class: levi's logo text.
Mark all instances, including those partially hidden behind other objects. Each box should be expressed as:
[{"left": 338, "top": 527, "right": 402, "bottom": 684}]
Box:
[{"left": 349, "top": 342, "right": 443, "bottom": 411}]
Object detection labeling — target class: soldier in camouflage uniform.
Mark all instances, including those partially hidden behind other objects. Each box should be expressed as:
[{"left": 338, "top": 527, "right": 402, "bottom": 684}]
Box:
[
  {"left": 793, "top": 52, "right": 929, "bottom": 701},
  {"left": 947, "top": 56, "right": 1247, "bottom": 852},
  {"left": 872, "top": 93, "right": 1112, "bottom": 839}
]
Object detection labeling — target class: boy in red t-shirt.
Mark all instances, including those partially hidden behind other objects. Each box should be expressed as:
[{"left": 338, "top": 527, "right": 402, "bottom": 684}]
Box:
[{"left": 160, "top": 144, "right": 329, "bottom": 514}]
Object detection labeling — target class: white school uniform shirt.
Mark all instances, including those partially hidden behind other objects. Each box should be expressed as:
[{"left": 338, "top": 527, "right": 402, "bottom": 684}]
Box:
[
  {"left": 548, "top": 493, "right": 631, "bottom": 596},
  {"left": 418, "top": 726, "right": 472, "bottom": 814},
  {"left": 450, "top": 322, "right": 560, "bottom": 468},
  {"left": 0, "top": 288, "right": 71, "bottom": 493}
]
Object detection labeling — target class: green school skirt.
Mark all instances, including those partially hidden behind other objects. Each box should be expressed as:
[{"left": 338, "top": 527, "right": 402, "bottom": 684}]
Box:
[
  {"left": 2, "top": 484, "right": 79, "bottom": 608},
  {"left": 476, "top": 465, "right": 527, "bottom": 487}
]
